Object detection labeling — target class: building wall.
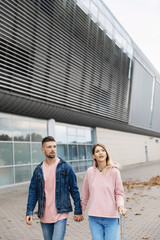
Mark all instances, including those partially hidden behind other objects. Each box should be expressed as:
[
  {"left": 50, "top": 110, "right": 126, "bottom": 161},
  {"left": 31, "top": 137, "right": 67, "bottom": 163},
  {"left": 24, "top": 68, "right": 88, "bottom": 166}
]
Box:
[
  {"left": 1, "top": 0, "right": 132, "bottom": 124},
  {"left": 96, "top": 128, "right": 160, "bottom": 166},
  {"left": 1, "top": 0, "right": 160, "bottom": 138},
  {"left": 130, "top": 59, "right": 154, "bottom": 128},
  {"left": 130, "top": 58, "right": 160, "bottom": 133}
]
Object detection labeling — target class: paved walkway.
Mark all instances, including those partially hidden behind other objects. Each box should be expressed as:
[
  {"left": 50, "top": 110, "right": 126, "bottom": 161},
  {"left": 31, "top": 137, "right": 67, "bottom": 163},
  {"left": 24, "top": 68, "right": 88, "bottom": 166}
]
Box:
[{"left": 0, "top": 160, "right": 160, "bottom": 240}]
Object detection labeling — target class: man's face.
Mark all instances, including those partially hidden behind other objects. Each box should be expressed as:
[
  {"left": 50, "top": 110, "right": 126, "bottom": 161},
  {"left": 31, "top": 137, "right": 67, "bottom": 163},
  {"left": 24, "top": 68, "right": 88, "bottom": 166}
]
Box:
[{"left": 41, "top": 141, "right": 57, "bottom": 159}]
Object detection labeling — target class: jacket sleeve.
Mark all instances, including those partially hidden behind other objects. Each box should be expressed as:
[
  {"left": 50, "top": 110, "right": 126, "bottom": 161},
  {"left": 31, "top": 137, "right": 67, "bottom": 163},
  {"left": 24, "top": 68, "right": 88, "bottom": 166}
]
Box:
[
  {"left": 69, "top": 167, "right": 82, "bottom": 215},
  {"left": 26, "top": 169, "right": 38, "bottom": 216},
  {"left": 115, "top": 169, "right": 125, "bottom": 208},
  {"left": 81, "top": 171, "right": 90, "bottom": 211}
]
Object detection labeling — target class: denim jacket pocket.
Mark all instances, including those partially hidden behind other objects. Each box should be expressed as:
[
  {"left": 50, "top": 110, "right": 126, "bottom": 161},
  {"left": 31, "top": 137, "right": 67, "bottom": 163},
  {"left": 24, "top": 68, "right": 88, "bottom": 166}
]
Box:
[{"left": 61, "top": 169, "right": 69, "bottom": 175}]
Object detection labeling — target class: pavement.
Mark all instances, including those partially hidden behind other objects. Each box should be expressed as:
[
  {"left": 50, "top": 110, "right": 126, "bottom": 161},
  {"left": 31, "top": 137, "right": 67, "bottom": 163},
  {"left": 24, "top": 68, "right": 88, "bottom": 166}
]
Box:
[{"left": 0, "top": 160, "right": 160, "bottom": 240}]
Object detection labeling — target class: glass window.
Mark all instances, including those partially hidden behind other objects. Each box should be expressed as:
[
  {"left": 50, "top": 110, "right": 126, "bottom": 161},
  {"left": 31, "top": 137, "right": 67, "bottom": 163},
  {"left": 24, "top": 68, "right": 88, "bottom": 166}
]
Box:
[
  {"left": 77, "top": 0, "right": 90, "bottom": 11},
  {"left": 68, "top": 135, "right": 77, "bottom": 143},
  {"left": 106, "top": 18, "right": 113, "bottom": 38},
  {"left": 0, "top": 143, "right": 13, "bottom": 166},
  {"left": 0, "top": 118, "right": 12, "bottom": 140},
  {"left": 15, "top": 165, "right": 31, "bottom": 183},
  {"left": 0, "top": 113, "right": 49, "bottom": 186},
  {"left": 32, "top": 164, "right": 37, "bottom": 173},
  {"left": 77, "top": 136, "right": 85, "bottom": 143},
  {"left": 77, "top": 128, "right": 85, "bottom": 136},
  {"left": 57, "top": 144, "right": 68, "bottom": 160},
  {"left": 78, "top": 145, "right": 86, "bottom": 160},
  {"left": 55, "top": 125, "right": 67, "bottom": 143},
  {"left": 86, "top": 145, "right": 93, "bottom": 159},
  {"left": 68, "top": 127, "right": 76, "bottom": 135},
  {"left": 0, "top": 167, "right": 14, "bottom": 186},
  {"left": 32, "top": 143, "right": 44, "bottom": 163},
  {"left": 85, "top": 129, "right": 92, "bottom": 143},
  {"left": 77, "top": 128, "right": 85, "bottom": 143},
  {"left": 14, "top": 143, "right": 31, "bottom": 165},
  {"left": 90, "top": 1, "right": 98, "bottom": 19},
  {"left": 87, "top": 160, "right": 94, "bottom": 168},
  {"left": 70, "top": 161, "right": 79, "bottom": 172},
  {"left": 98, "top": 11, "right": 106, "bottom": 27},
  {"left": 69, "top": 145, "right": 78, "bottom": 160},
  {"left": 13, "top": 118, "right": 30, "bottom": 141},
  {"left": 30, "top": 120, "right": 47, "bottom": 142},
  {"left": 68, "top": 127, "right": 77, "bottom": 143},
  {"left": 115, "top": 30, "right": 123, "bottom": 48},
  {"left": 79, "top": 160, "right": 87, "bottom": 172}
]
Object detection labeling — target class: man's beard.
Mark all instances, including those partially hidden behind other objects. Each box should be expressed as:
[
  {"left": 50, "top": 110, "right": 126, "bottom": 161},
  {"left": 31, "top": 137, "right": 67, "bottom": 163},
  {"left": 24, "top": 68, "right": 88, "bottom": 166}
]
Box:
[{"left": 46, "top": 154, "right": 56, "bottom": 159}]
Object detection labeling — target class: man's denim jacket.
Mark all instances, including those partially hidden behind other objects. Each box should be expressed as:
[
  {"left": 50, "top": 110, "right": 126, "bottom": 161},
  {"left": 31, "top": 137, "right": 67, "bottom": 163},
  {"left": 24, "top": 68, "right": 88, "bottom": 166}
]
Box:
[{"left": 26, "top": 158, "right": 82, "bottom": 218}]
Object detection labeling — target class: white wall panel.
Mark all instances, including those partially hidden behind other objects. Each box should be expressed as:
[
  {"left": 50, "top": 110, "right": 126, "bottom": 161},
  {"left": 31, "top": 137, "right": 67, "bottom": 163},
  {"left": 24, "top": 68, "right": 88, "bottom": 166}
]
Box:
[{"left": 96, "top": 128, "right": 160, "bottom": 166}]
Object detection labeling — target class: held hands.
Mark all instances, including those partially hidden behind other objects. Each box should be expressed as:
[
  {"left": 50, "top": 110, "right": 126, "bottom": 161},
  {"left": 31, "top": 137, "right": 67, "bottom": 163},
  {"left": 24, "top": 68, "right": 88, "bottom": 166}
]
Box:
[
  {"left": 118, "top": 206, "right": 128, "bottom": 215},
  {"left": 73, "top": 214, "right": 84, "bottom": 222}
]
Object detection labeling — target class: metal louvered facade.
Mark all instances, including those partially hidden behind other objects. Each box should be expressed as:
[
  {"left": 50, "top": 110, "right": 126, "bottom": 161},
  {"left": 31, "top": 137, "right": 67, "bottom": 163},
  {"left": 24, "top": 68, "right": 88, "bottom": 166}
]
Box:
[{"left": 1, "top": 0, "right": 133, "bottom": 124}]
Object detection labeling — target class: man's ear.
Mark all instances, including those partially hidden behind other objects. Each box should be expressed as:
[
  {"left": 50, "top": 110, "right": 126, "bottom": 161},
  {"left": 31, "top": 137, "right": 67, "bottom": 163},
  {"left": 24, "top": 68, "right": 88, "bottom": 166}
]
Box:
[{"left": 41, "top": 146, "right": 44, "bottom": 153}]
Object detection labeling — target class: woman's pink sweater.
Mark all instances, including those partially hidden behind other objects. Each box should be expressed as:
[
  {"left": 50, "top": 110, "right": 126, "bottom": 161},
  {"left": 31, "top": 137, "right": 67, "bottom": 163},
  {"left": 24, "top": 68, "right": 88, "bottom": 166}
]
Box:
[{"left": 81, "top": 165, "right": 124, "bottom": 218}]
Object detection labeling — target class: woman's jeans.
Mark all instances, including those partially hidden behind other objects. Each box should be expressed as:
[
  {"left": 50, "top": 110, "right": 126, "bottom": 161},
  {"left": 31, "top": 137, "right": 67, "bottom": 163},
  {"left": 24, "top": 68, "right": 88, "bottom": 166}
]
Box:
[
  {"left": 40, "top": 219, "right": 67, "bottom": 240},
  {"left": 89, "top": 216, "right": 120, "bottom": 240}
]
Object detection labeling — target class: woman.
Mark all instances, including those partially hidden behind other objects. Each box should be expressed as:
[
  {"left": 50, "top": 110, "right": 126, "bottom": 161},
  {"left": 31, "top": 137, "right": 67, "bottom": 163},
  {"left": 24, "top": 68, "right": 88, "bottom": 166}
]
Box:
[{"left": 81, "top": 143, "right": 127, "bottom": 240}]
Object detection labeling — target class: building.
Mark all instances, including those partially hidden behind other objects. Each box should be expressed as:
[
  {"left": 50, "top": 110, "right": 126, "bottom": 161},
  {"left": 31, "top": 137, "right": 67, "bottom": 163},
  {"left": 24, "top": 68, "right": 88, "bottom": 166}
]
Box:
[{"left": 1, "top": 0, "right": 160, "bottom": 187}]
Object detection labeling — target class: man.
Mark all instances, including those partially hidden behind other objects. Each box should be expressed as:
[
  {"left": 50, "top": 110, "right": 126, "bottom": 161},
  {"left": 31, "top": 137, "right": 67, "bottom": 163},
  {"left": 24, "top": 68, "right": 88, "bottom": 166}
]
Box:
[{"left": 26, "top": 136, "right": 83, "bottom": 240}]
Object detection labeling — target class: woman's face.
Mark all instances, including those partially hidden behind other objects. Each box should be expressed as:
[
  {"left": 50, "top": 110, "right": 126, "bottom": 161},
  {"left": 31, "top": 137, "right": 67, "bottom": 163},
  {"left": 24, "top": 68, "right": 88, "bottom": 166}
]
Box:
[{"left": 93, "top": 146, "right": 107, "bottom": 163}]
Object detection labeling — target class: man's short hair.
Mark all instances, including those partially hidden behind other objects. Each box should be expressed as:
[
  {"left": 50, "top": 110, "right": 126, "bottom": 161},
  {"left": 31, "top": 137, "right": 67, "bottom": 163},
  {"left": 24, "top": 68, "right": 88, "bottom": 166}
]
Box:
[{"left": 42, "top": 136, "right": 56, "bottom": 146}]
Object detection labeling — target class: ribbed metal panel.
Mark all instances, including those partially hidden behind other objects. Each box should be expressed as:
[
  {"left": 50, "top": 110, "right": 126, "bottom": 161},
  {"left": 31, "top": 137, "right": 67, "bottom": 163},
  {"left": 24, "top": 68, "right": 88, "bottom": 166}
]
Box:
[
  {"left": 1, "top": 0, "right": 132, "bottom": 123},
  {"left": 151, "top": 81, "right": 160, "bottom": 132},
  {"left": 130, "top": 59, "right": 154, "bottom": 129},
  {"left": 1, "top": 91, "right": 160, "bottom": 138}
]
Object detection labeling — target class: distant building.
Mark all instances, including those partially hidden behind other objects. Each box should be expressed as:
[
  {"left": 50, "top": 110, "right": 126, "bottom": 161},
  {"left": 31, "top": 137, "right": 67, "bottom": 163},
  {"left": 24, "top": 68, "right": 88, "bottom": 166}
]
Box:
[{"left": 1, "top": 0, "right": 160, "bottom": 187}]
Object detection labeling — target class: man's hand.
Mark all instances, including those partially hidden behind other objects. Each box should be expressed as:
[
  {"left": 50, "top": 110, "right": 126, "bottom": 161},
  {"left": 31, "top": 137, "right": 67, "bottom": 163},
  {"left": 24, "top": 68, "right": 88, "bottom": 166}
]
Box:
[
  {"left": 26, "top": 215, "right": 33, "bottom": 225},
  {"left": 73, "top": 214, "right": 84, "bottom": 222}
]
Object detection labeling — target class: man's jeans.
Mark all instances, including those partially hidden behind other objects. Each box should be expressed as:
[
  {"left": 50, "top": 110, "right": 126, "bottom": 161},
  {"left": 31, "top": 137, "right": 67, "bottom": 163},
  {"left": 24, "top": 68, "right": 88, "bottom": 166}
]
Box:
[
  {"left": 89, "top": 216, "right": 120, "bottom": 240},
  {"left": 40, "top": 219, "right": 67, "bottom": 240}
]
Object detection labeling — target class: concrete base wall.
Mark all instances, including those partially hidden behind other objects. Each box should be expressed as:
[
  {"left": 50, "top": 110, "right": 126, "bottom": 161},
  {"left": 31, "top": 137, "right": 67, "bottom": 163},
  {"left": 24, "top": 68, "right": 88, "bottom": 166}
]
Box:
[{"left": 96, "top": 128, "right": 160, "bottom": 166}]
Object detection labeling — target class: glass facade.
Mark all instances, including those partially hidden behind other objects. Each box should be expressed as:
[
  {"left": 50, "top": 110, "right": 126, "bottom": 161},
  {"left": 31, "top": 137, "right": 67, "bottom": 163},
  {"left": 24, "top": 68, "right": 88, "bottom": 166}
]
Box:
[
  {"left": 0, "top": 113, "right": 94, "bottom": 187},
  {"left": 0, "top": 113, "right": 47, "bottom": 187},
  {"left": 55, "top": 123, "right": 94, "bottom": 173}
]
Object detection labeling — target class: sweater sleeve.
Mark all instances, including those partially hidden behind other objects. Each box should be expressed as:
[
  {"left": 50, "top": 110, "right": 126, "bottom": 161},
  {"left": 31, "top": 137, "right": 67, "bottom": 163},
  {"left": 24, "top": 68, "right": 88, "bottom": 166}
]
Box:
[
  {"left": 81, "top": 171, "right": 90, "bottom": 211},
  {"left": 115, "top": 169, "right": 125, "bottom": 208}
]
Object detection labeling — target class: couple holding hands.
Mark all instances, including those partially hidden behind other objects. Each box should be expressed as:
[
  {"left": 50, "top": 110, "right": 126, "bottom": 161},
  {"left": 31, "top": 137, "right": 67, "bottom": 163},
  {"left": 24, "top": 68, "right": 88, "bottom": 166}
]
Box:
[{"left": 26, "top": 136, "right": 127, "bottom": 240}]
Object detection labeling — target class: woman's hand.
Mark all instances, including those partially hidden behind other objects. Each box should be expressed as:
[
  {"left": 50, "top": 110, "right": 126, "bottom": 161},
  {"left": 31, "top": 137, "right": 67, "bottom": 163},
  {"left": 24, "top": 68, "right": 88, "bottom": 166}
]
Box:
[
  {"left": 118, "top": 206, "right": 128, "bottom": 215},
  {"left": 73, "top": 214, "right": 84, "bottom": 222}
]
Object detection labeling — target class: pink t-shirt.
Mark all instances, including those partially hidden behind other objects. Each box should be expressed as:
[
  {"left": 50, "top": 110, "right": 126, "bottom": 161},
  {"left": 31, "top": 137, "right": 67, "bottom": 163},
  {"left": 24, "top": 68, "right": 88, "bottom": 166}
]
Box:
[
  {"left": 81, "top": 165, "right": 124, "bottom": 218},
  {"left": 40, "top": 159, "right": 68, "bottom": 223}
]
